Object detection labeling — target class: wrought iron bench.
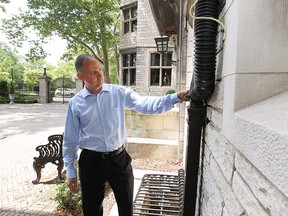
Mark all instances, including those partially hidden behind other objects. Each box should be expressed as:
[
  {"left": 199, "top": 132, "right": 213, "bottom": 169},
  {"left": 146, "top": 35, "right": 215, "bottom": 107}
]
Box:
[{"left": 32, "top": 134, "right": 65, "bottom": 184}]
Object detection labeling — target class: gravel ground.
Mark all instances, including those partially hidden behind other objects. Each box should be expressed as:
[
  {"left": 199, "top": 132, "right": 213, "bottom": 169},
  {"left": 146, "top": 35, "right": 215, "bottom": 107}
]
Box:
[
  {"left": 132, "top": 157, "right": 183, "bottom": 172},
  {"left": 55, "top": 157, "right": 183, "bottom": 216}
]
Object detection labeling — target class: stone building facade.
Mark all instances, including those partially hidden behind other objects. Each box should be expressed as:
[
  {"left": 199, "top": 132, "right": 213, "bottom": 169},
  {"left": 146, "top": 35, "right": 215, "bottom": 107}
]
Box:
[
  {"left": 121, "top": 0, "right": 288, "bottom": 214},
  {"left": 119, "top": 0, "right": 188, "bottom": 161},
  {"left": 119, "top": 0, "right": 178, "bottom": 96},
  {"left": 182, "top": 0, "right": 288, "bottom": 215}
]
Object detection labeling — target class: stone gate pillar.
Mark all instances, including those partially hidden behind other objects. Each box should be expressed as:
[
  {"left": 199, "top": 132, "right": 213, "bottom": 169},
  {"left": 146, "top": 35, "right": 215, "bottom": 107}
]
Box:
[
  {"left": 39, "top": 75, "right": 51, "bottom": 103},
  {"left": 76, "top": 78, "right": 84, "bottom": 93}
]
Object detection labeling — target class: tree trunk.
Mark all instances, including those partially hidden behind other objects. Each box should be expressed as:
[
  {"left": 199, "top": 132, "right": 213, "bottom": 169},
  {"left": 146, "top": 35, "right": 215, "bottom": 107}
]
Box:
[
  {"left": 114, "top": 45, "right": 120, "bottom": 83},
  {"left": 102, "top": 43, "right": 110, "bottom": 83}
]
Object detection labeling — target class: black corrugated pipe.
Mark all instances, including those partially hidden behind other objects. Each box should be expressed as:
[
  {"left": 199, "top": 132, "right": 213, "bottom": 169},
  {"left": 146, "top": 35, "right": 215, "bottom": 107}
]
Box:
[
  {"left": 183, "top": 0, "right": 219, "bottom": 215},
  {"left": 188, "top": 0, "right": 219, "bottom": 101}
]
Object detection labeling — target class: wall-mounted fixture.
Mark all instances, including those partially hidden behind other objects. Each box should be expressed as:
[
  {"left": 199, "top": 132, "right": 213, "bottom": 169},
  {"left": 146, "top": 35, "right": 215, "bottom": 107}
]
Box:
[
  {"left": 154, "top": 35, "right": 177, "bottom": 65},
  {"left": 154, "top": 35, "right": 170, "bottom": 54}
]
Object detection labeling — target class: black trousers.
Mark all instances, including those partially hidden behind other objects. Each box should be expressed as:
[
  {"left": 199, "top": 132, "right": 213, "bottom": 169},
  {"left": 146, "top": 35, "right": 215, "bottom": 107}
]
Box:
[{"left": 79, "top": 148, "right": 134, "bottom": 216}]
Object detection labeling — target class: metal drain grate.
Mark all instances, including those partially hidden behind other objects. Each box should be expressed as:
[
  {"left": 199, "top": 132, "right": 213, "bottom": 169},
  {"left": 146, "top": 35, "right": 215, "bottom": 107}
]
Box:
[{"left": 133, "top": 169, "right": 184, "bottom": 216}]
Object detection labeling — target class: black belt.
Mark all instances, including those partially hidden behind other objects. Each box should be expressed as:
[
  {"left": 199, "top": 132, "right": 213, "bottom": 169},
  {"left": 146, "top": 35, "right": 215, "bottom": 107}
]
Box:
[{"left": 83, "top": 145, "right": 125, "bottom": 159}]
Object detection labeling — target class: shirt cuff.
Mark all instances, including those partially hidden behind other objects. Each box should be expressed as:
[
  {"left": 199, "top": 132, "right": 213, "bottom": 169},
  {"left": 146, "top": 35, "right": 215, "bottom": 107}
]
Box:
[
  {"left": 170, "top": 93, "right": 182, "bottom": 103},
  {"left": 66, "top": 167, "right": 77, "bottom": 179}
]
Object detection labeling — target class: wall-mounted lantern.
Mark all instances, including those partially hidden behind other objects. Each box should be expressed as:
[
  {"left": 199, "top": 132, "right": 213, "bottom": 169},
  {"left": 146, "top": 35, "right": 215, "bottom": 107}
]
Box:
[{"left": 154, "top": 35, "right": 170, "bottom": 54}]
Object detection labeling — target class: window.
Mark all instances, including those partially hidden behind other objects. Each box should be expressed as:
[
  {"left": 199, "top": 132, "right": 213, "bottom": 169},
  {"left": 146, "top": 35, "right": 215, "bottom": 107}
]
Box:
[
  {"left": 123, "top": 53, "right": 136, "bottom": 86},
  {"left": 150, "top": 53, "right": 172, "bottom": 86},
  {"left": 123, "top": 6, "right": 137, "bottom": 34}
]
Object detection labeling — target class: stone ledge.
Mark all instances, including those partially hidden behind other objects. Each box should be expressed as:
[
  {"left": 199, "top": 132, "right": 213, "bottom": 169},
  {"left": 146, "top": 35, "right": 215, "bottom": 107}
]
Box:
[
  {"left": 127, "top": 137, "right": 177, "bottom": 145},
  {"left": 234, "top": 91, "right": 288, "bottom": 195}
]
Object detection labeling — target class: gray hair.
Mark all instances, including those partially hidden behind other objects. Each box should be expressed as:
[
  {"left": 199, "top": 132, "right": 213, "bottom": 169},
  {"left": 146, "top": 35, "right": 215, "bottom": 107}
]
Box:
[{"left": 75, "top": 54, "right": 95, "bottom": 73}]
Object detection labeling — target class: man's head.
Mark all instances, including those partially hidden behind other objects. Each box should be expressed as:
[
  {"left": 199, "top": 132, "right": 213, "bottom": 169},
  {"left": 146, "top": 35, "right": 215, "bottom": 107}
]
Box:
[
  {"left": 75, "top": 54, "right": 104, "bottom": 93},
  {"left": 75, "top": 54, "right": 96, "bottom": 73}
]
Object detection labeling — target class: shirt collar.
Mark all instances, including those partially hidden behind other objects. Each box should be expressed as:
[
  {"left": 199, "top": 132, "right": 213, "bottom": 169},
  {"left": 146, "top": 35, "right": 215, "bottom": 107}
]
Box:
[{"left": 82, "top": 84, "right": 110, "bottom": 98}]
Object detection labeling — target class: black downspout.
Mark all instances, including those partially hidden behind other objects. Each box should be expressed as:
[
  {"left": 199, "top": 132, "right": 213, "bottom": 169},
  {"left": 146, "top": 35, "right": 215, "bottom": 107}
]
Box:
[
  {"left": 183, "top": 102, "right": 206, "bottom": 215},
  {"left": 183, "top": 0, "right": 220, "bottom": 215},
  {"left": 188, "top": 0, "right": 219, "bottom": 101}
]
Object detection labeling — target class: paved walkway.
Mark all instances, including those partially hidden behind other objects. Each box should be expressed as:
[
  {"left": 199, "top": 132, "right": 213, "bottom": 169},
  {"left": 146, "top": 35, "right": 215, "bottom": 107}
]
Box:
[
  {"left": 0, "top": 103, "right": 68, "bottom": 215},
  {"left": 0, "top": 103, "right": 178, "bottom": 216}
]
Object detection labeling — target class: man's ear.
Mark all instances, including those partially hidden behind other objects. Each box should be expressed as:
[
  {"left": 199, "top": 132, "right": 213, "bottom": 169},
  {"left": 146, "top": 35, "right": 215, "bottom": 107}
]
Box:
[{"left": 77, "top": 72, "right": 83, "bottom": 80}]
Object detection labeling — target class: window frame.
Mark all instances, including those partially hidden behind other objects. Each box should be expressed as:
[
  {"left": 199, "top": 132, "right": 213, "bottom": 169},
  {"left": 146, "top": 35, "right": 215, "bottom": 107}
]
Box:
[
  {"left": 122, "top": 53, "right": 137, "bottom": 86},
  {"left": 149, "top": 52, "right": 173, "bottom": 87},
  {"left": 123, "top": 6, "right": 137, "bottom": 34}
]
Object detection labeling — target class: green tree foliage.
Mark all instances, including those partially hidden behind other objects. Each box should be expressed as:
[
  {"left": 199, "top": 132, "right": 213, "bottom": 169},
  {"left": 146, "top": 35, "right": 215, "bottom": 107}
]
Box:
[
  {"left": 0, "top": 43, "right": 15, "bottom": 80},
  {"left": 0, "top": 0, "right": 9, "bottom": 12},
  {"left": 49, "top": 60, "right": 77, "bottom": 91},
  {"left": 0, "top": 43, "right": 78, "bottom": 94},
  {"left": 49, "top": 60, "right": 76, "bottom": 81},
  {"left": 23, "top": 68, "right": 40, "bottom": 91},
  {"left": 2, "top": 0, "right": 120, "bottom": 83},
  {"left": 0, "top": 43, "right": 24, "bottom": 89}
]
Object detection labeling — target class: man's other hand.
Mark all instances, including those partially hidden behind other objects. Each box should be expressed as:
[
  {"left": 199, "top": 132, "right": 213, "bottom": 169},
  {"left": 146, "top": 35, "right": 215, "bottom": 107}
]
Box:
[{"left": 68, "top": 178, "right": 79, "bottom": 194}]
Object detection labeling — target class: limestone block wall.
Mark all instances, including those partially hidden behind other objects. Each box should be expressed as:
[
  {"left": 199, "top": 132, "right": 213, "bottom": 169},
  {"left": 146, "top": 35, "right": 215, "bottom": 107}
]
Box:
[
  {"left": 184, "top": 0, "right": 288, "bottom": 215},
  {"left": 125, "top": 107, "right": 179, "bottom": 140}
]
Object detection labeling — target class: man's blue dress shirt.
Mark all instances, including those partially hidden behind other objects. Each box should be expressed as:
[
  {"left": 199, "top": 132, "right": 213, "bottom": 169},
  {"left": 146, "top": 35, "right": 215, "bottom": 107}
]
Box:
[{"left": 63, "top": 84, "right": 182, "bottom": 179}]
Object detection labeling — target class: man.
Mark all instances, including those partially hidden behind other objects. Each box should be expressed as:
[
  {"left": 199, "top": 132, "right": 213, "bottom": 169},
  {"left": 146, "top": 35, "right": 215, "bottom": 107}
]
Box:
[{"left": 63, "top": 54, "right": 190, "bottom": 216}]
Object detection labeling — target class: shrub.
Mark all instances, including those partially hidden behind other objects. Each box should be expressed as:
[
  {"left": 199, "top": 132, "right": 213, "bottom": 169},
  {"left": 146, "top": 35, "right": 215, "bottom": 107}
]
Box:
[
  {"left": 14, "top": 94, "right": 38, "bottom": 104},
  {"left": 165, "top": 89, "right": 176, "bottom": 95},
  {"left": 0, "top": 80, "right": 9, "bottom": 99},
  {"left": 14, "top": 97, "right": 38, "bottom": 104},
  {"left": 10, "top": 92, "right": 38, "bottom": 104},
  {"left": 9, "top": 81, "right": 16, "bottom": 94},
  {"left": 0, "top": 96, "right": 9, "bottom": 104},
  {"left": 54, "top": 179, "right": 82, "bottom": 214},
  {"left": 0, "top": 91, "right": 38, "bottom": 104}
]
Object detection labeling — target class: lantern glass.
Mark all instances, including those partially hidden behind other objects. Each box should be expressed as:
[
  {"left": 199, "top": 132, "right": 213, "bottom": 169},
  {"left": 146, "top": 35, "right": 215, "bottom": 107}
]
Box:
[{"left": 154, "top": 35, "right": 169, "bottom": 54}]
